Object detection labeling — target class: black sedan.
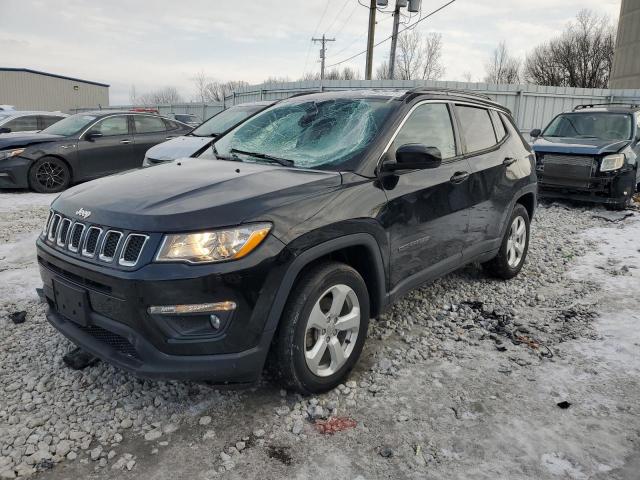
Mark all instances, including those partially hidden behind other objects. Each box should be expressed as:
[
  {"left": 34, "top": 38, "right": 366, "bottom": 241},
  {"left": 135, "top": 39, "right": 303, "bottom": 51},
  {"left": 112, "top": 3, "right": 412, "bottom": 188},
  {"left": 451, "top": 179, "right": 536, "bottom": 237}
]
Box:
[{"left": 0, "top": 111, "right": 191, "bottom": 193}]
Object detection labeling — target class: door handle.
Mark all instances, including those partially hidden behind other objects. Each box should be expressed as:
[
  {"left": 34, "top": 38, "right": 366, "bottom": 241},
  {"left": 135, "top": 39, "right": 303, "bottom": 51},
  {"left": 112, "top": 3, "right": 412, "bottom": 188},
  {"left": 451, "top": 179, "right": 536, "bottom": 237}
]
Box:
[
  {"left": 450, "top": 171, "right": 470, "bottom": 184},
  {"left": 120, "top": 139, "right": 132, "bottom": 144},
  {"left": 165, "top": 136, "right": 176, "bottom": 140},
  {"left": 503, "top": 157, "right": 517, "bottom": 166}
]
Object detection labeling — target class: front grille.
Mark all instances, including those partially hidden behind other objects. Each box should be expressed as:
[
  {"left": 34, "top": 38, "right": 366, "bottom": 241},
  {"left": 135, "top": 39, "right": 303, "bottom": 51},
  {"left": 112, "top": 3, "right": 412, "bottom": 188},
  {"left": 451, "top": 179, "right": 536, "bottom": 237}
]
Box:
[
  {"left": 56, "top": 218, "right": 71, "bottom": 247},
  {"left": 119, "top": 234, "right": 148, "bottom": 266},
  {"left": 76, "top": 324, "right": 139, "bottom": 359},
  {"left": 82, "top": 227, "right": 102, "bottom": 257},
  {"left": 539, "top": 154, "right": 595, "bottom": 188},
  {"left": 43, "top": 211, "right": 150, "bottom": 268},
  {"left": 99, "top": 231, "right": 122, "bottom": 262},
  {"left": 68, "top": 223, "right": 85, "bottom": 252}
]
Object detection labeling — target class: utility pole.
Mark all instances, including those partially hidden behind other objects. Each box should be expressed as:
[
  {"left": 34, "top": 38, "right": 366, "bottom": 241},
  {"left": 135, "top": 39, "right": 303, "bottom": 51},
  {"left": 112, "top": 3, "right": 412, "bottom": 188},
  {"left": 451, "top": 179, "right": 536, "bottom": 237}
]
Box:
[
  {"left": 388, "top": 2, "right": 402, "bottom": 79},
  {"left": 312, "top": 34, "right": 336, "bottom": 81},
  {"left": 388, "top": 0, "right": 421, "bottom": 79},
  {"left": 365, "top": 0, "right": 377, "bottom": 80}
]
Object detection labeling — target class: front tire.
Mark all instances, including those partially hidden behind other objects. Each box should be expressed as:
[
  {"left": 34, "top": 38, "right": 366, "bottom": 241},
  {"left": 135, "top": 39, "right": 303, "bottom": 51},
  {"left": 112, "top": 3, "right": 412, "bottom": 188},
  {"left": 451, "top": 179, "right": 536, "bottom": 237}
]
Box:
[
  {"left": 483, "top": 203, "right": 530, "bottom": 280},
  {"left": 28, "top": 156, "right": 71, "bottom": 193},
  {"left": 273, "top": 261, "right": 370, "bottom": 394}
]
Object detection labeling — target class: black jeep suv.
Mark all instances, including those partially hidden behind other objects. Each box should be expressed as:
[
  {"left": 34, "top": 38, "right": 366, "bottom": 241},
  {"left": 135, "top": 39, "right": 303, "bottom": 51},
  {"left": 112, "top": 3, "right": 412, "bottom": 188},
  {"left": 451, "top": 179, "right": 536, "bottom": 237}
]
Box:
[
  {"left": 37, "top": 89, "right": 536, "bottom": 393},
  {"left": 531, "top": 103, "right": 640, "bottom": 209}
]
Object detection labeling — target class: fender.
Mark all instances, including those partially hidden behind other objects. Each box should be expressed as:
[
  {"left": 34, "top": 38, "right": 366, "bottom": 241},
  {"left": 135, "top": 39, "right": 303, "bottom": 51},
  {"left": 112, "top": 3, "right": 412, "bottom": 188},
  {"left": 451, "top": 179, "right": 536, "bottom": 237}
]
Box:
[{"left": 262, "top": 232, "right": 387, "bottom": 334}]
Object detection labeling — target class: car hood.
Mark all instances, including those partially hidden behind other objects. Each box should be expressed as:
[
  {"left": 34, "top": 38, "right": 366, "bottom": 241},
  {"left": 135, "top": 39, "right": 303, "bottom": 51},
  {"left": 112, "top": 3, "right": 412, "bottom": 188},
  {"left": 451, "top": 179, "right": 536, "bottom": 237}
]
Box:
[
  {"left": 532, "top": 136, "right": 630, "bottom": 156},
  {"left": 145, "top": 135, "right": 213, "bottom": 161},
  {"left": 52, "top": 159, "right": 343, "bottom": 232},
  {"left": 0, "top": 132, "right": 64, "bottom": 149}
]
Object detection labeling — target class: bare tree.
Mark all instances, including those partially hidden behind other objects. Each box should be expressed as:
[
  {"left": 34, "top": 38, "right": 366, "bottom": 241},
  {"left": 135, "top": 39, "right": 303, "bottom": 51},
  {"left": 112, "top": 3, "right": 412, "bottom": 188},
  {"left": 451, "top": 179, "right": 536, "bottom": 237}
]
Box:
[
  {"left": 375, "top": 61, "right": 390, "bottom": 80},
  {"left": 484, "top": 41, "right": 520, "bottom": 84},
  {"left": 392, "top": 30, "right": 445, "bottom": 80},
  {"left": 136, "top": 87, "right": 183, "bottom": 105},
  {"left": 202, "top": 80, "right": 250, "bottom": 102},
  {"left": 461, "top": 71, "right": 474, "bottom": 83},
  {"left": 524, "top": 9, "right": 615, "bottom": 88},
  {"left": 192, "top": 71, "right": 209, "bottom": 103},
  {"left": 312, "top": 67, "right": 361, "bottom": 81}
]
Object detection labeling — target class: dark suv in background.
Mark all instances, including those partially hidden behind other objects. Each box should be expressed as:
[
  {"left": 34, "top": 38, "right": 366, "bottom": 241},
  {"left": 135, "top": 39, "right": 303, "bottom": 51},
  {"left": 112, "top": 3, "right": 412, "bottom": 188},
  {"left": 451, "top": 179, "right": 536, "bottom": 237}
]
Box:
[
  {"left": 531, "top": 103, "right": 640, "bottom": 209},
  {"left": 37, "top": 89, "right": 536, "bottom": 393},
  {"left": 0, "top": 111, "right": 191, "bottom": 192}
]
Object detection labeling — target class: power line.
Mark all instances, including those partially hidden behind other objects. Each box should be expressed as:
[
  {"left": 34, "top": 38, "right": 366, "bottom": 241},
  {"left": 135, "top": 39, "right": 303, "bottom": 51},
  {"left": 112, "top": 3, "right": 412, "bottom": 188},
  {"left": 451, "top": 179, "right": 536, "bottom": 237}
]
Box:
[
  {"left": 325, "top": 1, "right": 350, "bottom": 36},
  {"left": 330, "top": 13, "right": 393, "bottom": 59},
  {"left": 303, "top": 0, "right": 333, "bottom": 76},
  {"left": 326, "top": 0, "right": 456, "bottom": 69},
  {"left": 329, "top": 1, "right": 359, "bottom": 40}
]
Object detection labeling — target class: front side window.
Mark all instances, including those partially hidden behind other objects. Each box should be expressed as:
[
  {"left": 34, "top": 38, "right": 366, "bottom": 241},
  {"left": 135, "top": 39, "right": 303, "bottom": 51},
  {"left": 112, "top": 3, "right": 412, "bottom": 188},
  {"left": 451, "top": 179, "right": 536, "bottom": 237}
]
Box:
[
  {"left": 457, "top": 106, "right": 497, "bottom": 152},
  {"left": 134, "top": 116, "right": 166, "bottom": 134},
  {"left": 93, "top": 116, "right": 129, "bottom": 136},
  {"left": 4, "top": 115, "right": 39, "bottom": 132},
  {"left": 543, "top": 113, "right": 633, "bottom": 140},
  {"left": 390, "top": 103, "right": 456, "bottom": 160},
  {"left": 213, "top": 98, "right": 395, "bottom": 170}
]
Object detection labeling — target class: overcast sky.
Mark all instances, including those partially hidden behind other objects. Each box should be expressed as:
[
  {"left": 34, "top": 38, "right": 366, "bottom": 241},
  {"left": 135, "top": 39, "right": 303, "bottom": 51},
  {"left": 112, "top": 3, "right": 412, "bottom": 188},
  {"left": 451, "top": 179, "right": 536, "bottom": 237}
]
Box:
[{"left": 1, "top": 0, "right": 621, "bottom": 105}]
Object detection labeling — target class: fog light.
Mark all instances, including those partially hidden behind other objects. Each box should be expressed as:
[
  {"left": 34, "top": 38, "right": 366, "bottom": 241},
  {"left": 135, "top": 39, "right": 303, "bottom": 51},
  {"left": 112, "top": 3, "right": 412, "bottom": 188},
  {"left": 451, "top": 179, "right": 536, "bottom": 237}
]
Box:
[
  {"left": 148, "top": 301, "right": 236, "bottom": 315},
  {"left": 210, "top": 314, "right": 221, "bottom": 329}
]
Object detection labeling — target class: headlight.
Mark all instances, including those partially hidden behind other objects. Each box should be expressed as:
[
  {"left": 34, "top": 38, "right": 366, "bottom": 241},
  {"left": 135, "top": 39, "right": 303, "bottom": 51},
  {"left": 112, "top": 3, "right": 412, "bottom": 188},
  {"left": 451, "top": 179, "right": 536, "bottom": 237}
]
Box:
[
  {"left": 0, "top": 148, "right": 25, "bottom": 160},
  {"left": 600, "top": 153, "right": 625, "bottom": 172},
  {"left": 155, "top": 223, "right": 271, "bottom": 264}
]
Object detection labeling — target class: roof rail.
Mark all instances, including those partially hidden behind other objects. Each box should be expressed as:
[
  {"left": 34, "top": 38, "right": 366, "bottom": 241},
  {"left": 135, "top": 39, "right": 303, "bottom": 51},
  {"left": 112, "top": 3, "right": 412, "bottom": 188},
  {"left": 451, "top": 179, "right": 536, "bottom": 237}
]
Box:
[
  {"left": 408, "top": 87, "right": 493, "bottom": 101},
  {"left": 573, "top": 102, "right": 640, "bottom": 111}
]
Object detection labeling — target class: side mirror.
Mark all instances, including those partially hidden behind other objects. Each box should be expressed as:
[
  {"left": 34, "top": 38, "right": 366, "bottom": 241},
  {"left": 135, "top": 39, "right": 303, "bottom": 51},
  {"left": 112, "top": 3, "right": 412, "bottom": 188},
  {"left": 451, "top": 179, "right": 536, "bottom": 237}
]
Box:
[
  {"left": 530, "top": 128, "right": 541, "bottom": 138},
  {"left": 85, "top": 131, "right": 103, "bottom": 141},
  {"left": 384, "top": 144, "right": 442, "bottom": 171},
  {"left": 0, "top": 127, "right": 11, "bottom": 134}
]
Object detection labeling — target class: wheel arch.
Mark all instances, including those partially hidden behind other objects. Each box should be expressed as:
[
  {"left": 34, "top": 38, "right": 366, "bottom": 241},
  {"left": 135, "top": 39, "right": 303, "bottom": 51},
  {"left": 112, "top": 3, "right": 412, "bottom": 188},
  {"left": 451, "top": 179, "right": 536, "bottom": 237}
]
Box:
[{"left": 263, "top": 233, "right": 387, "bottom": 334}]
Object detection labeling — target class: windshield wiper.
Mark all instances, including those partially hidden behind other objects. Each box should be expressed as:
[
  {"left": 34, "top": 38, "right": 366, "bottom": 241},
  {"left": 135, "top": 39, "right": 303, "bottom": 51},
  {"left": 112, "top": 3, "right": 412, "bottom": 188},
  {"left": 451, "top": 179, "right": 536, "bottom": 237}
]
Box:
[{"left": 229, "top": 148, "right": 294, "bottom": 167}]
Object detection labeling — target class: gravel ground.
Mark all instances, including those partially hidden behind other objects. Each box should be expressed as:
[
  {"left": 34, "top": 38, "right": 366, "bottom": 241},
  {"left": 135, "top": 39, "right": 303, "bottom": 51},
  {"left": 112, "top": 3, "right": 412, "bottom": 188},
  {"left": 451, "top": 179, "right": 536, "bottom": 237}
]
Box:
[{"left": 0, "top": 190, "right": 639, "bottom": 480}]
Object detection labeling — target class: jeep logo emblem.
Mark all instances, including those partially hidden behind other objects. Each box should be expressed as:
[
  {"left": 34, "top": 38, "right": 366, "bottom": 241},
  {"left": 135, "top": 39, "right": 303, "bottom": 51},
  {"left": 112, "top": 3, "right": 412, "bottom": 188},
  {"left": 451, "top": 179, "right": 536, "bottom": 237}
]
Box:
[{"left": 75, "top": 208, "right": 91, "bottom": 219}]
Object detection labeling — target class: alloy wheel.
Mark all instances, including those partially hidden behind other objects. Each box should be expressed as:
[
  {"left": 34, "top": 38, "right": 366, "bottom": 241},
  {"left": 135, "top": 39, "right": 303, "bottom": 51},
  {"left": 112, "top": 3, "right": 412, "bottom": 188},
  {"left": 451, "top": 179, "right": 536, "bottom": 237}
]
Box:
[
  {"left": 304, "top": 284, "right": 360, "bottom": 377},
  {"left": 36, "top": 161, "right": 66, "bottom": 190},
  {"left": 506, "top": 215, "right": 527, "bottom": 268}
]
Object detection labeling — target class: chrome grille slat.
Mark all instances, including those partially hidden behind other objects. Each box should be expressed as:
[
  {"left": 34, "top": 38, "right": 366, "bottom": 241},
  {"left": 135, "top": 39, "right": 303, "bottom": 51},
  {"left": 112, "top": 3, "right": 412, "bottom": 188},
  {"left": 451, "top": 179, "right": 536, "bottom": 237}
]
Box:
[
  {"left": 118, "top": 234, "right": 149, "bottom": 267},
  {"left": 82, "top": 226, "right": 103, "bottom": 257},
  {"left": 543, "top": 154, "right": 595, "bottom": 168},
  {"left": 56, "top": 218, "right": 72, "bottom": 247},
  {"left": 99, "top": 230, "right": 122, "bottom": 262},
  {"left": 47, "top": 214, "right": 61, "bottom": 242},
  {"left": 68, "top": 223, "right": 85, "bottom": 252}
]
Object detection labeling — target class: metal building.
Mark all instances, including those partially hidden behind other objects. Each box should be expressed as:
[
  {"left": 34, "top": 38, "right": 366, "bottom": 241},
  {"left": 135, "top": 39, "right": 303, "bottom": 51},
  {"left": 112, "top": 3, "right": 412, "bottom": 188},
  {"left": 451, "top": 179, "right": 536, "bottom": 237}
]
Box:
[
  {"left": 0, "top": 68, "right": 109, "bottom": 113},
  {"left": 610, "top": 0, "right": 640, "bottom": 89}
]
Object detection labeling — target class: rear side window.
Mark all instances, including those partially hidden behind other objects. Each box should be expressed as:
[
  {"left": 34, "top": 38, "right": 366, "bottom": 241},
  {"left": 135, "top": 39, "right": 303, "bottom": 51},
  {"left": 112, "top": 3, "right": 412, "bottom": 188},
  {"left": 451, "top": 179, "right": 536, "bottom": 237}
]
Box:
[
  {"left": 93, "top": 116, "right": 129, "bottom": 136},
  {"left": 490, "top": 111, "right": 507, "bottom": 141},
  {"left": 40, "top": 116, "right": 65, "bottom": 129},
  {"left": 134, "top": 116, "right": 166, "bottom": 134},
  {"left": 391, "top": 103, "right": 456, "bottom": 159},
  {"left": 456, "top": 106, "right": 497, "bottom": 152},
  {"left": 4, "top": 115, "right": 39, "bottom": 132},
  {"left": 164, "top": 119, "right": 184, "bottom": 130}
]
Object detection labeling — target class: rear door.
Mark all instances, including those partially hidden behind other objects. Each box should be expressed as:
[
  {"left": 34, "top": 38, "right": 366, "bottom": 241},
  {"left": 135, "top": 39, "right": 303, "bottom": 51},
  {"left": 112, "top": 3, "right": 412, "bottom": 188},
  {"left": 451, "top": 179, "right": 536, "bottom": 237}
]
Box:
[
  {"left": 132, "top": 115, "right": 169, "bottom": 163},
  {"left": 455, "top": 105, "right": 515, "bottom": 256},
  {"left": 380, "top": 101, "right": 472, "bottom": 292},
  {"left": 76, "top": 115, "right": 135, "bottom": 179}
]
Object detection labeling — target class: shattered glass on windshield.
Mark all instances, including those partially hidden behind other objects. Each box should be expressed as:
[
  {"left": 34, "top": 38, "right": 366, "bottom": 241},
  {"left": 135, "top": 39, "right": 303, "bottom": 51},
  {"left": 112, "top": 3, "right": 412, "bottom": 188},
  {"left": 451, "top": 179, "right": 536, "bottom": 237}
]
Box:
[{"left": 213, "top": 98, "right": 395, "bottom": 170}]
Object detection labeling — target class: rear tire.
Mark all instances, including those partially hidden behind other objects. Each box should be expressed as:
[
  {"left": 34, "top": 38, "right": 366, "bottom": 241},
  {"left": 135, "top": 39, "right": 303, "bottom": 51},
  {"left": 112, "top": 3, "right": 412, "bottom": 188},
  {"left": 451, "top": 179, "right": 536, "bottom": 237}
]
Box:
[
  {"left": 483, "top": 203, "right": 530, "bottom": 280},
  {"left": 272, "top": 261, "right": 370, "bottom": 394},
  {"left": 28, "top": 156, "right": 71, "bottom": 193}
]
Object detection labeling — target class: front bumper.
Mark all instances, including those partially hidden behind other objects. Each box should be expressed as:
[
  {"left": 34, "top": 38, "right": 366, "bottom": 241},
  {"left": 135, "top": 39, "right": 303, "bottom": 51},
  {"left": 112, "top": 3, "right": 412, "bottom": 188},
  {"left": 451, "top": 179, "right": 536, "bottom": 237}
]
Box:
[
  {"left": 0, "top": 156, "right": 31, "bottom": 189},
  {"left": 537, "top": 167, "right": 636, "bottom": 205},
  {"left": 37, "top": 234, "right": 288, "bottom": 383}
]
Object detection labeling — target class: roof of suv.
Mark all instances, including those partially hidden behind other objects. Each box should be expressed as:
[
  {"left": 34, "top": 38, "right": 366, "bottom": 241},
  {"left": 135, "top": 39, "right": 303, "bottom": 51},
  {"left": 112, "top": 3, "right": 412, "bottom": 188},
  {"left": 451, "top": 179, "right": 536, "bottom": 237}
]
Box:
[
  {"left": 572, "top": 103, "right": 640, "bottom": 113},
  {"left": 278, "top": 88, "right": 510, "bottom": 114}
]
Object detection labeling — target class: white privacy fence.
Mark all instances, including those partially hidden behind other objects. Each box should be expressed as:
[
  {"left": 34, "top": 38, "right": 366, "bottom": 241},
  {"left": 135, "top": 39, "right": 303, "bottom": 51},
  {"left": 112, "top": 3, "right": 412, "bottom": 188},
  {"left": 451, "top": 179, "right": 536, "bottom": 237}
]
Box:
[
  {"left": 224, "top": 80, "right": 640, "bottom": 133},
  {"left": 75, "top": 80, "right": 640, "bottom": 132}
]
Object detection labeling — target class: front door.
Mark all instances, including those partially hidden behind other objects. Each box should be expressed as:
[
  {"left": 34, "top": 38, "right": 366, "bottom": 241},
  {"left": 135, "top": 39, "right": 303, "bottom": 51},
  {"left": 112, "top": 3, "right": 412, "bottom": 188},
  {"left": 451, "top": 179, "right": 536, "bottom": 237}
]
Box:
[
  {"left": 76, "top": 115, "right": 134, "bottom": 179},
  {"left": 379, "top": 102, "right": 472, "bottom": 293}
]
